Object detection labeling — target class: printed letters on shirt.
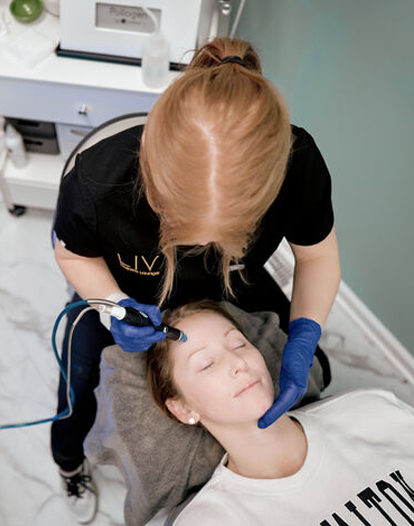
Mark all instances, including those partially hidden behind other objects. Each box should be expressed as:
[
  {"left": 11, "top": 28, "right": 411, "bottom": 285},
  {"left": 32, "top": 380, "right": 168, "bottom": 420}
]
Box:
[
  {"left": 117, "top": 253, "right": 161, "bottom": 276},
  {"left": 318, "top": 470, "right": 414, "bottom": 526}
]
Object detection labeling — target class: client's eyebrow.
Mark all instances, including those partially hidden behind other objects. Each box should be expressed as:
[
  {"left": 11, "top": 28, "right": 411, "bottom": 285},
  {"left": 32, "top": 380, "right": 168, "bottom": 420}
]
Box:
[{"left": 187, "top": 327, "right": 238, "bottom": 360}]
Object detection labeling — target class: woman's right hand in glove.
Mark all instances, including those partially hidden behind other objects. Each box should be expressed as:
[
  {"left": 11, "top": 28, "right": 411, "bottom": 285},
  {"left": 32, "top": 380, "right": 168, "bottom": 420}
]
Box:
[{"left": 110, "top": 297, "right": 166, "bottom": 353}]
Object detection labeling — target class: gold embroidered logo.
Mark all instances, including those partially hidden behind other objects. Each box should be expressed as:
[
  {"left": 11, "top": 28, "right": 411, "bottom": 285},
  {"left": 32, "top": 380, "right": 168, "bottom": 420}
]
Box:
[{"left": 117, "top": 253, "right": 161, "bottom": 276}]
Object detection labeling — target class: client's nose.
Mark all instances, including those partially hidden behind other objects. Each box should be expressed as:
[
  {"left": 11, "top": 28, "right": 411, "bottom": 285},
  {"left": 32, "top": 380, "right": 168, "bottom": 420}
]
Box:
[{"left": 229, "top": 352, "right": 248, "bottom": 377}]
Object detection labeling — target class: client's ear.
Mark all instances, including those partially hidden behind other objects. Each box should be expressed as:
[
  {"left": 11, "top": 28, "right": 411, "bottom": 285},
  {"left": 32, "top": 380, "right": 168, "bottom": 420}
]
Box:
[{"left": 166, "top": 397, "right": 199, "bottom": 425}]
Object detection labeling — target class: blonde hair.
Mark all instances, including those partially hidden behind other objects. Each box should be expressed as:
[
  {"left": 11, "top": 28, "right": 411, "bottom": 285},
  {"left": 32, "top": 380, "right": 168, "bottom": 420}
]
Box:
[
  {"left": 139, "top": 37, "right": 292, "bottom": 306},
  {"left": 146, "top": 300, "right": 244, "bottom": 421}
]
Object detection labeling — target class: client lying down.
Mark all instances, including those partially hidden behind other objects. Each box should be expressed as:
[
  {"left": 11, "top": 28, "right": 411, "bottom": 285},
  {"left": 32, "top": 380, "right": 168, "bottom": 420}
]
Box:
[{"left": 147, "top": 300, "right": 414, "bottom": 526}]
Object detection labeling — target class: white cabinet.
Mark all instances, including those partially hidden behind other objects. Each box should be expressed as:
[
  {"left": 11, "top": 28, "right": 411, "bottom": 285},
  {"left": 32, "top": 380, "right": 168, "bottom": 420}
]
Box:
[
  {"left": 0, "top": 77, "right": 160, "bottom": 128},
  {"left": 0, "top": 11, "right": 181, "bottom": 212},
  {"left": 1, "top": 152, "right": 63, "bottom": 210}
]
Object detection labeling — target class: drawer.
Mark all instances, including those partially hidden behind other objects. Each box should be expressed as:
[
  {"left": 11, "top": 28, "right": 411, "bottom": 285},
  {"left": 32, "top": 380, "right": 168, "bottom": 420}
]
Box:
[
  {"left": 23, "top": 135, "right": 60, "bottom": 154},
  {"left": 0, "top": 77, "right": 159, "bottom": 127},
  {"left": 5, "top": 117, "right": 56, "bottom": 138}
]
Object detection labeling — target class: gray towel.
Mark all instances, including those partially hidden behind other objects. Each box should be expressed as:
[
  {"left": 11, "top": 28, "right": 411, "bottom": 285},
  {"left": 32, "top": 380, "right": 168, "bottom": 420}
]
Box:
[{"left": 85, "top": 302, "right": 324, "bottom": 526}]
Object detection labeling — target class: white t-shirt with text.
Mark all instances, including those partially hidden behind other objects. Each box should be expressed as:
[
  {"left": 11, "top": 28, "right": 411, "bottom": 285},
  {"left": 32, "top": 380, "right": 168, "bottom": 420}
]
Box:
[{"left": 173, "top": 389, "right": 414, "bottom": 526}]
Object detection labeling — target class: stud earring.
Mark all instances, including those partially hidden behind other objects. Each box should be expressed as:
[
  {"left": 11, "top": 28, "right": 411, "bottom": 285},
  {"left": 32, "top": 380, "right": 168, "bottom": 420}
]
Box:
[{"left": 188, "top": 417, "right": 196, "bottom": 425}]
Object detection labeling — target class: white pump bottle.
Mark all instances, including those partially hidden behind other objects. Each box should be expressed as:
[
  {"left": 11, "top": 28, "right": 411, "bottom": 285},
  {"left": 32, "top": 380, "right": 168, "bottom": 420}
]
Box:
[
  {"left": 141, "top": 7, "right": 170, "bottom": 89},
  {"left": 5, "top": 124, "right": 28, "bottom": 169}
]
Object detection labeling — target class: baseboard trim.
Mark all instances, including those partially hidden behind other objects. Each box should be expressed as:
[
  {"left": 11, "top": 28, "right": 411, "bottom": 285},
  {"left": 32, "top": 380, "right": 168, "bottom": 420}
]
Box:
[{"left": 335, "top": 281, "right": 414, "bottom": 385}]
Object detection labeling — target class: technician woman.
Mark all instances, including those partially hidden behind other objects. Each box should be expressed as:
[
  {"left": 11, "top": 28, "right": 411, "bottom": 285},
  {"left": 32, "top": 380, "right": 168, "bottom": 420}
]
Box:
[{"left": 52, "top": 37, "right": 340, "bottom": 520}]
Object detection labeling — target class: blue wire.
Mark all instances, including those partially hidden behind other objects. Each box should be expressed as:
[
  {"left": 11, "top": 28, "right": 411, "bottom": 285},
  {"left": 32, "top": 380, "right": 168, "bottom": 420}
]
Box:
[{"left": 0, "top": 299, "right": 89, "bottom": 430}]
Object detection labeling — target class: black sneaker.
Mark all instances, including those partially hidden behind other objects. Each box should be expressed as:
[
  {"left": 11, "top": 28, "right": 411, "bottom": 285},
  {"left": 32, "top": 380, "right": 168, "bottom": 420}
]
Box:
[{"left": 60, "top": 459, "right": 98, "bottom": 524}]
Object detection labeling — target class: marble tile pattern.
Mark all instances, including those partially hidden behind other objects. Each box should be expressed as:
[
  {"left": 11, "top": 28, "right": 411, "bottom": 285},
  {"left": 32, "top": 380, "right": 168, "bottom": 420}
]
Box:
[{"left": 1, "top": 193, "right": 414, "bottom": 526}]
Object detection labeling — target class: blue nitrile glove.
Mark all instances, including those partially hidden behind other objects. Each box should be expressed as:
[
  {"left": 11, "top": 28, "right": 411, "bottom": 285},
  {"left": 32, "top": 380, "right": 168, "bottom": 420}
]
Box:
[
  {"left": 258, "top": 317, "right": 321, "bottom": 429},
  {"left": 110, "top": 298, "right": 166, "bottom": 353}
]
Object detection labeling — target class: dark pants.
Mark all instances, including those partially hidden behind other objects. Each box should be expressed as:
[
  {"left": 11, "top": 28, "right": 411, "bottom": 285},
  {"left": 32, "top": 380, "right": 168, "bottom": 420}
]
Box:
[
  {"left": 51, "top": 272, "right": 331, "bottom": 471},
  {"left": 51, "top": 293, "right": 114, "bottom": 471}
]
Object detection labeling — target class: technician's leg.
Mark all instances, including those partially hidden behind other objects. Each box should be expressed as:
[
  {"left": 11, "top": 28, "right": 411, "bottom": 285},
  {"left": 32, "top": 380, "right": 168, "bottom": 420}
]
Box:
[
  {"left": 51, "top": 293, "right": 114, "bottom": 472},
  {"left": 231, "top": 267, "right": 331, "bottom": 389}
]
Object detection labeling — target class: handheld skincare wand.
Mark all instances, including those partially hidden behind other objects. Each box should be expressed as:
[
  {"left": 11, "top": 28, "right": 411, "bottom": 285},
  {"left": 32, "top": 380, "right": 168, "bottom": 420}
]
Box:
[{"left": 110, "top": 305, "right": 187, "bottom": 342}]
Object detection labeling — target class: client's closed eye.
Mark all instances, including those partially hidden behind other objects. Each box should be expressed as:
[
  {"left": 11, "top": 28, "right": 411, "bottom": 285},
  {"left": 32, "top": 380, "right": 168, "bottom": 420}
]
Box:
[
  {"left": 231, "top": 338, "right": 247, "bottom": 350},
  {"left": 199, "top": 361, "right": 214, "bottom": 371}
]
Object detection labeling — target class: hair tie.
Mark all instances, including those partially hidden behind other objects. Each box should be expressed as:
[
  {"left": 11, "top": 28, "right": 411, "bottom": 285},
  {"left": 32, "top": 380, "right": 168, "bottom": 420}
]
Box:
[{"left": 219, "top": 55, "right": 247, "bottom": 68}]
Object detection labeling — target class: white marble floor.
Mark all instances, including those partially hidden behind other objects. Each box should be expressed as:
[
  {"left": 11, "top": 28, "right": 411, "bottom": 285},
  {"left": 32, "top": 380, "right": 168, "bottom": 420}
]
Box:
[{"left": 1, "top": 193, "right": 414, "bottom": 526}]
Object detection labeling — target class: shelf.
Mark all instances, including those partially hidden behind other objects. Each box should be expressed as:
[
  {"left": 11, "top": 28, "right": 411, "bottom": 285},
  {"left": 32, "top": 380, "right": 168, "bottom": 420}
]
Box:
[{"left": 2, "top": 152, "right": 64, "bottom": 210}]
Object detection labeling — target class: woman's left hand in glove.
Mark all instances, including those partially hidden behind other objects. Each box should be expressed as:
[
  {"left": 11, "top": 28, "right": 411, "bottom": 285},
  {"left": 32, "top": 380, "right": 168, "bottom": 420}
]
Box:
[{"left": 257, "top": 317, "right": 321, "bottom": 429}]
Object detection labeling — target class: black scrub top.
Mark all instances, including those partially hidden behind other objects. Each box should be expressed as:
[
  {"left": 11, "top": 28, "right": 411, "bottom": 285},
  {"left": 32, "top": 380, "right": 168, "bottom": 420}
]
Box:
[{"left": 54, "top": 124, "right": 334, "bottom": 308}]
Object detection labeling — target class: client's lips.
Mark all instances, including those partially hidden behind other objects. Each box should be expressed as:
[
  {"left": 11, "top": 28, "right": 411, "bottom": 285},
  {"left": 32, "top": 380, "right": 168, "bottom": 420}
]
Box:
[{"left": 234, "top": 379, "right": 260, "bottom": 398}]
